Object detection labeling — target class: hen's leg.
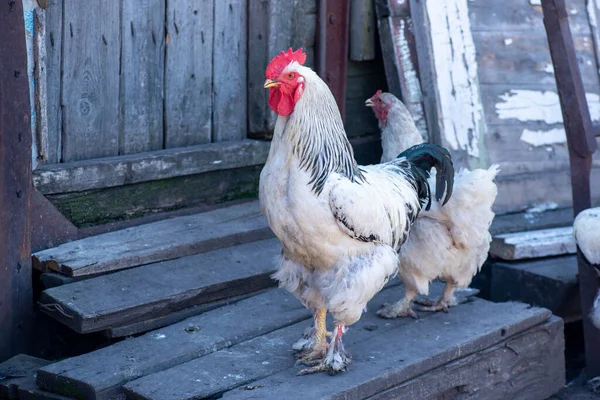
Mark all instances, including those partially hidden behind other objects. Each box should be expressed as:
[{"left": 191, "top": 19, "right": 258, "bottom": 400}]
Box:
[
  {"left": 377, "top": 287, "right": 419, "bottom": 319},
  {"left": 295, "top": 308, "right": 330, "bottom": 365},
  {"left": 298, "top": 323, "right": 350, "bottom": 375},
  {"left": 414, "top": 282, "right": 457, "bottom": 312}
]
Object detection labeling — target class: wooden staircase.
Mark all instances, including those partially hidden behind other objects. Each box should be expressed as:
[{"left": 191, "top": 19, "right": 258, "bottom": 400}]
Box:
[{"left": 1, "top": 201, "right": 566, "bottom": 400}]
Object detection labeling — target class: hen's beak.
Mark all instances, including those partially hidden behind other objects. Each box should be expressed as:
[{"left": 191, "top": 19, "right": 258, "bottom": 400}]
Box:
[
  {"left": 264, "top": 79, "right": 281, "bottom": 89},
  {"left": 365, "top": 98, "right": 374, "bottom": 107}
]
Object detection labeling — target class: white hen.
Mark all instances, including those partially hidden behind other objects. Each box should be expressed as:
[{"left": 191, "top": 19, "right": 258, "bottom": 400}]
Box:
[{"left": 367, "top": 91, "right": 499, "bottom": 317}]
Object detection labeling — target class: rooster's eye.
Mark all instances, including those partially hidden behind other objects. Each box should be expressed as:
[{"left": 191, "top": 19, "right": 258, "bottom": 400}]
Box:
[{"left": 287, "top": 73, "right": 295, "bottom": 79}]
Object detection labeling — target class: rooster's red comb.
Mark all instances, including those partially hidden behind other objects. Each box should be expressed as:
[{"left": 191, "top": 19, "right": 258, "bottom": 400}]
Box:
[
  {"left": 265, "top": 48, "right": 307, "bottom": 79},
  {"left": 374, "top": 90, "right": 383, "bottom": 96}
]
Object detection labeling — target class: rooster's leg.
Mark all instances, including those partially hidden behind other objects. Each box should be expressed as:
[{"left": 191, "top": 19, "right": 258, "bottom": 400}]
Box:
[
  {"left": 377, "top": 287, "right": 418, "bottom": 319},
  {"left": 298, "top": 323, "right": 350, "bottom": 375},
  {"left": 414, "top": 282, "right": 457, "bottom": 313},
  {"left": 295, "top": 308, "right": 329, "bottom": 364}
]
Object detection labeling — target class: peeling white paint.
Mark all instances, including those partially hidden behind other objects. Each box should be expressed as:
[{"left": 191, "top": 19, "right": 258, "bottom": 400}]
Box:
[
  {"left": 503, "top": 38, "right": 513, "bottom": 46},
  {"left": 542, "top": 63, "right": 554, "bottom": 74},
  {"left": 526, "top": 202, "right": 559, "bottom": 214},
  {"left": 529, "top": 0, "right": 541, "bottom": 5},
  {"left": 151, "top": 333, "right": 166, "bottom": 340},
  {"left": 23, "top": 0, "right": 38, "bottom": 169},
  {"left": 496, "top": 89, "right": 600, "bottom": 124},
  {"left": 520, "top": 128, "right": 567, "bottom": 147},
  {"left": 426, "top": 0, "right": 485, "bottom": 158}
]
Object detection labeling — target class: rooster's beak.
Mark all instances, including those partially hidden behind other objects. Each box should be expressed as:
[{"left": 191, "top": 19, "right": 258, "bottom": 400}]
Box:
[
  {"left": 264, "top": 79, "right": 281, "bottom": 89},
  {"left": 365, "top": 98, "right": 374, "bottom": 107}
]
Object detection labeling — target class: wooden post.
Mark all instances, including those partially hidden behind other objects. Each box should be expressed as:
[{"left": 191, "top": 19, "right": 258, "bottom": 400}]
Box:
[
  {"left": 542, "top": 0, "right": 600, "bottom": 377},
  {"left": 0, "top": 0, "right": 33, "bottom": 361},
  {"left": 317, "top": 0, "right": 350, "bottom": 120}
]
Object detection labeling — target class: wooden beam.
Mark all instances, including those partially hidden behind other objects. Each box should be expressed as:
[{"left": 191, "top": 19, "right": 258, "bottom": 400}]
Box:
[
  {"left": 0, "top": 0, "right": 33, "bottom": 362},
  {"left": 542, "top": 0, "right": 600, "bottom": 377},
  {"left": 317, "top": 0, "right": 350, "bottom": 119},
  {"left": 31, "top": 188, "right": 78, "bottom": 253}
]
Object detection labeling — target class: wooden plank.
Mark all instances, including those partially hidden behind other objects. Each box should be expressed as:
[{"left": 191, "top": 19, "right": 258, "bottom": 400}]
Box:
[
  {"left": 104, "top": 291, "right": 264, "bottom": 338},
  {"left": 39, "top": 272, "right": 82, "bottom": 289},
  {"left": 121, "top": 283, "right": 476, "bottom": 400},
  {"left": 33, "top": 139, "right": 270, "bottom": 195},
  {"left": 38, "top": 238, "right": 281, "bottom": 333},
  {"left": 61, "top": 1, "right": 120, "bottom": 162},
  {"left": 490, "top": 227, "right": 576, "bottom": 260},
  {"left": 491, "top": 256, "right": 580, "bottom": 321},
  {"left": 36, "top": 290, "right": 312, "bottom": 400},
  {"left": 42, "top": 0, "right": 62, "bottom": 164},
  {"left": 212, "top": 0, "right": 247, "bottom": 142},
  {"left": 47, "top": 165, "right": 264, "bottom": 228},
  {"left": 349, "top": 0, "right": 376, "bottom": 61},
  {"left": 164, "top": 0, "right": 213, "bottom": 148},
  {"left": 490, "top": 206, "right": 575, "bottom": 235},
  {"left": 0, "top": 355, "right": 51, "bottom": 400},
  {"left": 30, "top": 188, "right": 78, "bottom": 253},
  {"left": 17, "top": 379, "right": 74, "bottom": 400},
  {"left": 33, "top": 201, "right": 273, "bottom": 276},
  {"left": 33, "top": 7, "right": 49, "bottom": 167},
  {"left": 369, "top": 318, "right": 564, "bottom": 400},
  {"left": 120, "top": 0, "right": 165, "bottom": 155},
  {"left": 217, "top": 300, "right": 554, "bottom": 400},
  {"left": 0, "top": 0, "right": 34, "bottom": 361}
]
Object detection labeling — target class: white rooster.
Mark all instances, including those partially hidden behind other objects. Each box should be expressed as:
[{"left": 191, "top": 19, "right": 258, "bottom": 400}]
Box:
[
  {"left": 259, "top": 49, "right": 455, "bottom": 374},
  {"left": 366, "top": 90, "right": 499, "bottom": 318}
]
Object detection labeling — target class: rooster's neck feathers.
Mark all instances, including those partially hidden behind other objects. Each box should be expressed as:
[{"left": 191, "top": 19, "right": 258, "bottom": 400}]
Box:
[{"left": 280, "top": 66, "right": 364, "bottom": 194}]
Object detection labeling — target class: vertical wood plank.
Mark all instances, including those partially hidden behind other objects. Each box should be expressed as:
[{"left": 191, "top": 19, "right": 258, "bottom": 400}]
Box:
[
  {"left": 43, "top": 0, "right": 62, "bottom": 164},
  {"left": 247, "top": 0, "right": 270, "bottom": 137},
  {"left": 165, "top": 0, "right": 213, "bottom": 148},
  {"left": 120, "top": 0, "right": 165, "bottom": 155},
  {"left": 61, "top": 2, "right": 120, "bottom": 162},
  {"left": 33, "top": 7, "right": 49, "bottom": 166},
  {"left": 212, "top": 0, "right": 247, "bottom": 142},
  {"left": 350, "top": 0, "right": 376, "bottom": 61}
]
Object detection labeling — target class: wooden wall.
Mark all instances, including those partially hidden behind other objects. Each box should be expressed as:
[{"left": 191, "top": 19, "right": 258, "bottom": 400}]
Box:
[{"left": 37, "top": 0, "right": 316, "bottom": 164}]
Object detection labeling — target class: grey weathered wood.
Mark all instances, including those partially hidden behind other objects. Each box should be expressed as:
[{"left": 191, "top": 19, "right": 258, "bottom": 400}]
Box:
[
  {"left": 490, "top": 206, "right": 575, "bottom": 235},
  {"left": 17, "top": 379, "right": 74, "bottom": 400},
  {"left": 370, "top": 317, "right": 564, "bottom": 400},
  {"left": 120, "top": 0, "right": 165, "bottom": 155},
  {"left": 36, "top": 289, "right": 312, "bottom": 400},
  {"left": 490, "top": 226, "right": 576, "bottom": 260},
  {"left": 38, "top": 238, "right": 281, "bottom": 333},
  {"left": 121, "top": 283, "right": 476, "bottom": 400},
  {"left": 218, "top": 301, "right": 553, "bottom": 400},
  {"left": 33, "top": 7, "right": 49, "bottom": 167},
  {"left": 33, "top": 139, "right": 270, "bottom": 195},
  {"left": 212, "top": 0, "right": 247, "bottom": 142},
  {"left": 33, "top": 200, "right": 273, "bottom": 276},
  {"left": 39, "top": 272, "right": 82, "bottom": 289},
  {"left": 0, "top": 355, "right": 51, "bottom": 400},
  {"left": 164, "top": 0, "right": 213, "bottom": 148},
  {"left": 41, "top": 0, "right": 62, "bottom": 165},
  {"left": 104, "top": 291, "right": 264, "bottom": 338},
  {"left": 61, "top": 1, "right": 120, "bottom": 162},
  {"left": 350, "top": 0, "right": 376, "bottom": 61},
  {"left": 490, "top": 256, "right": 580, "bottom": 321}
]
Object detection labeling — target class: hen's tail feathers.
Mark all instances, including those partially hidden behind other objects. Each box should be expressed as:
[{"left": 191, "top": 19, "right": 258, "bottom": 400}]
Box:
[{"left": 397, "top": 143, "right": 454, "bottom": 211}]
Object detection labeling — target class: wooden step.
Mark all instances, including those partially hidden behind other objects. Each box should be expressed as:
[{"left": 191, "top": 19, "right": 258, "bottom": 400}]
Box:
[
  {"left": 490, "top": 255, "right": 580, "bottom": 322},
  {"left": 35, "top": 282, "right": 474, "bottom": 400},
  {"left": 33, "top": 201, "right": 272, "bottom": 277},
  {"left": 38, "top": 238, "right": 281, "bottom": 334},
  {"left": 0, "top": 354, "right": 51, "bottom": 400},
  {"left": 490, "top": 227, "right": 575, "bottom": 261},
  {"left": 121, "top": 296, "right": 560, "bottom": 400}
]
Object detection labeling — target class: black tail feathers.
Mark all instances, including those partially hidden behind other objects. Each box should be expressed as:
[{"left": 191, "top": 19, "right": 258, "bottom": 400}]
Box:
[{"left": 397, "top": 143, "right": 454, "bottom": 210}]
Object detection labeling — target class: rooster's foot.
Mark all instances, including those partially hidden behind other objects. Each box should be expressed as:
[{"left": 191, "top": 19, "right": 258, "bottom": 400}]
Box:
[
  {"left": 414, "top": 299, "right": 450, "bottom": 313},
  {"left": 297, "top": 350, "right": 350, "bottom": 375},
  {"left": 295, "top": 346, "right": 328, "bottom": 366},
  {"left": 292, "top": 327, "right": 332, "bottom": 353},
  {"left": 377, "top": 302, "right": 418, "bottom": 319}
]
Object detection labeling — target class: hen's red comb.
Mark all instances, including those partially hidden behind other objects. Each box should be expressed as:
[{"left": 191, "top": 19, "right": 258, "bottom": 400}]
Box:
[
  {"left": 374, "top": 90, "right": 383, "bottom": 96},
  {"left": 265, "top": 48, "right": 307, "bottom": 79}
]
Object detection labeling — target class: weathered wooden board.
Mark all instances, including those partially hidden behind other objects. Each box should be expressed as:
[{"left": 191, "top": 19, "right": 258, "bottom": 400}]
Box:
[
  {"left": 0, "top": 355, "right": 51, "bottom": 400},
  {"left": 61, "top": 1, "right": 121, "bottom": 162},
  {"left": 36, "top": 289, "right": 312, "bottom": 400},
  {"left": 120, "top": 0, "right": 165, "bottom": 154},
  {"left": 104, "top": 291, "right": 265, "bottom": 338},
  {"left": 490, "top": 206, "right": 574, "bottom": 235},
  {"left": 33, "top": 201, "right": 273, "bottom": 276},
  {"left": 38, "top": 238, "right": 281, "bottom": 333},
  {"left": 212, "top": 0, "right": 247, "bottom": 142},
  {"left": 216, "top": 301, "right": 554, "bottom": 400},
  {"left": 17, "top": 379, "right": 74, "bottom": 400},
  {"left": 368, "top": 318, "right": 564, "bottom": 400},
  {"left": 490, "top": 226, "right": 576, "bottom": 260},
  {"left": 41, "top": 0, "right": 62, "bottom": 165},
  {"left": 164, "top": 0, "right": 213, "bottom": 148},
  {"left": 33, "top": 139, "right": 270, "bottom": 195},
  {"left": 350, "top": 0, "right": 376, "bottom": 61},
  {"left": 47, "top": 165, "right": 263, "bottom": 228},
  {"left": 121, "top": 284, "right": 477, "bottom": 400},
  {"left": 491, "top": 256, "right": 580, "bottom": 321}
]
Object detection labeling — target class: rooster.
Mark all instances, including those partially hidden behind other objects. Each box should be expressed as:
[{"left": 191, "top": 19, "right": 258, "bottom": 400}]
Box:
[
  {"left": 573, "top": 208, "right": 600, "bottom": 330},
  {"left": 259, "top": 49, "right": 455, "bottom": 375},
  {"left": 366, "top": 90, "right": 499, "bottom": 318}
]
